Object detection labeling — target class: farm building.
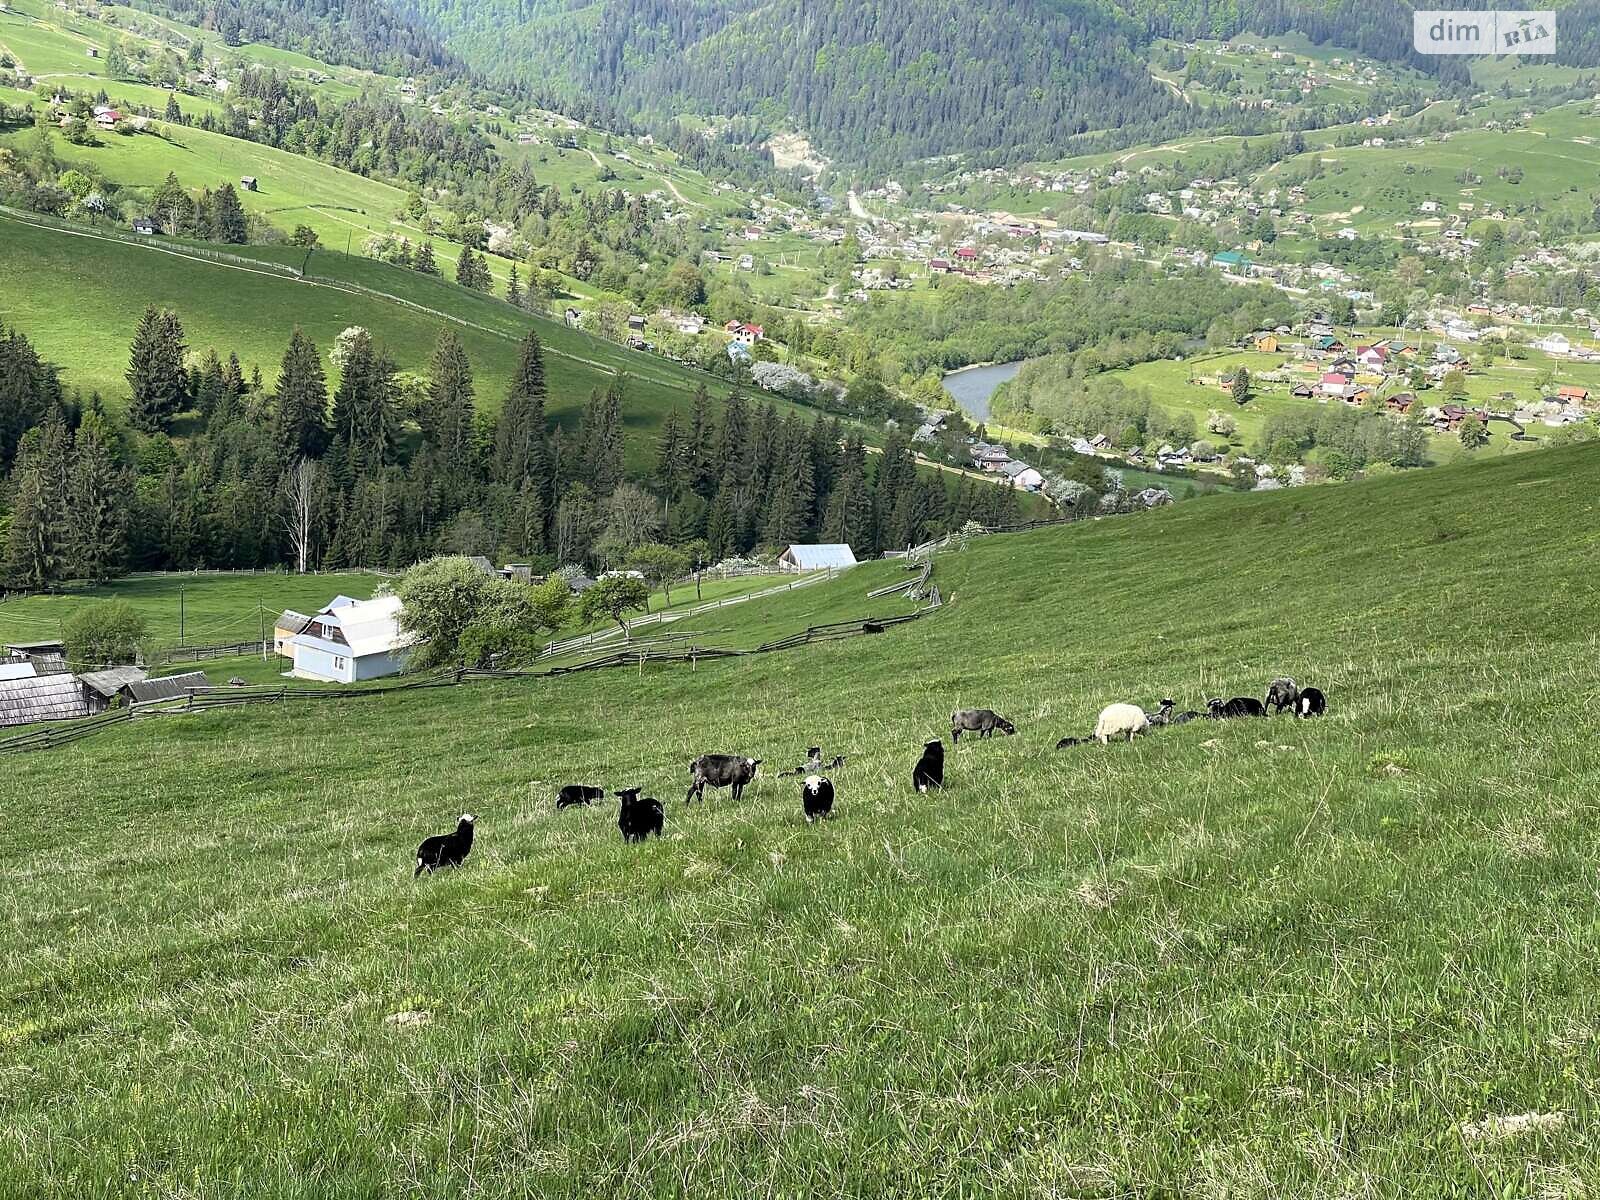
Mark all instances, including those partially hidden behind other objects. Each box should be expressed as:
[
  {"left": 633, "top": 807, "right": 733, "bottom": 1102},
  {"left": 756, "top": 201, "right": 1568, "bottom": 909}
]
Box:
[
  {"left": 273, "top": 609, "right": 314, "bottom": 656},
  {"left": 4, "top": 640, "right": 68, "bottom": 675},
  {"left": 0, "top": 672, "right": 87, "bottom": 728},
  {"left": 777, "top": 544, "right": 858, "bottom": 572},
  {"left": 286, "top": 595, "right": 412, "bottom": 683},
  {"left": 125, "top": 672, "right": 211, "bottom": 705},
  {"left": 0, "top": 662, "right": 37, "bottom": 682},
  {"left": 239, "top": 176, "right": 258, "bottom": 191},
  {"left": 78, "top": 666, "right": 149, "bottom": 714}
]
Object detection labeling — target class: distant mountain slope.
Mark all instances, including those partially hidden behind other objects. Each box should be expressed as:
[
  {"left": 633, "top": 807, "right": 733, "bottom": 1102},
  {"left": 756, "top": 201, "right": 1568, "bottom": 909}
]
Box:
[{"left": 396, "top": 0, "right": 1201, "bottom": 167}]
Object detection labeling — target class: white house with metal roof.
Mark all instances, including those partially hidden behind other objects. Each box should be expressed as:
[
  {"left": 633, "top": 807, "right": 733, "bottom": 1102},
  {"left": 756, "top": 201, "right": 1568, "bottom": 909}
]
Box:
[
  {"left": 286, "top": 595, "right": 414, "bottom": 683},
  {"left": 776, "top": 543, "right": 858, "bottom": 572}
]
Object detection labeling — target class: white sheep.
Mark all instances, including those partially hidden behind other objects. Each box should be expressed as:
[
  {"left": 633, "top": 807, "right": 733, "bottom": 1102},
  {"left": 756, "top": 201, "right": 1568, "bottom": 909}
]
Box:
[{"left": 1094, "top": 703, "right": 1149, "bottom": 745}]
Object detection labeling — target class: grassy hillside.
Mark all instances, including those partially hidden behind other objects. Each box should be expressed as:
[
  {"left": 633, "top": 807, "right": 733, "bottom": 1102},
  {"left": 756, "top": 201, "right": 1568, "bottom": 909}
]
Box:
[
  {"left": 0, "top": 209, "right": 742, "bottom": 469},
  {"left": 4, "top": 444, "right": 1599, "bottom": 1194}
]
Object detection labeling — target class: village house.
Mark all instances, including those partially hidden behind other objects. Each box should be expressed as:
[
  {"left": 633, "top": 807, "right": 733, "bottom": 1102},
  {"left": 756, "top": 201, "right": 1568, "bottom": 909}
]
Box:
[
  {"left": 1534, "top": 332, "right": 1572, "bottom": 356},
  {"left": 1557, "top": 385, "right": 1589, "bottom": 403},
  {"left": 239, "top": 176, "right": 258, "bottom": 192},
  {"left": 4, "top": 640, "right": 68, "bottom": 675},
  {"left": 1385, "top": 392, "right": 1417, "bottom": 415},
  {"left": 286, "top": 595, "right": 413, "bottom": 684},
  {"left": 77, "top": 666, "right": 150, "bottom": 714},
  {"left": 1354, "top": 344, "right": 1390, "bottom": 371},
  {"left": 999, "top": 461, "right": 1044, "bottom": 491},
  {"left": 0, "top": 672, "right": 86, "bottom": 728},
  {"left": 776, "top": 544, "right": 858, "bottom": 572},
  {"left": 1253, "top": 332, "right": 1279, "bottom": 353}
]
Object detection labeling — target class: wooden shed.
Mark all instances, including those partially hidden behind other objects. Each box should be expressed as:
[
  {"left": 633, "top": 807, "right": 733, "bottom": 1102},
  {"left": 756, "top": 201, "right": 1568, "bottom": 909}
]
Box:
[
  {"left": 79, "top": 666, "right": 149, "bottom": 714},
  {"left": 0, "top": 673, "right": 88, "bottom": 728}
]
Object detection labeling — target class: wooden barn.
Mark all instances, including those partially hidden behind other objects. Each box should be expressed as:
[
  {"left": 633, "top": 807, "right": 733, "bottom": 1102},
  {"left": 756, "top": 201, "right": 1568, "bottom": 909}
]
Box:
[
  {"left": 78, "top": 666, "right": 149, "bottom": 714},
  {"left": 0, "top": 672, "right": 87, "bottom": 728}
]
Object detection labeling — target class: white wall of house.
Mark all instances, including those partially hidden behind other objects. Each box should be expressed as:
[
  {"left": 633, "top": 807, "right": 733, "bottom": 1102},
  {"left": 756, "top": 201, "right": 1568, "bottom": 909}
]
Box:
[{"left": 293, "top": 643, "right": 356, "bottom": 683}]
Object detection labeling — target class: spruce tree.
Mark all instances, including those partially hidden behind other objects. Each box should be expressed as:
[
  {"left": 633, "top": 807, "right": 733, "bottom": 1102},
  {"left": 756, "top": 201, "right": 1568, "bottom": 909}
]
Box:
[
  {"left": 126, "top": 306, "right": 188, "bottom": 433},
  {"left": 68, "top": 411, "right": 129, "bottom": 582},
  {"left": 210, "top": 182, "right": 248, "bottom": 244},
  {"left": 272, "top": 328, "right": 330, "bottom": 462},
  {"left": 686, "top": 383, "right": 716, "bottom": 498},
  {"left": 415, "top": 241, "right": 439, "bottom": 275},
  {"left": 506, "top": 263, "right": 523, "bottom": 307},
  {"left": 653, "top": 407, "right": 687, "bottom": 501},
  {"left": 492, "top": 331, "right": 549, "bottom": 496},
  {"left": 423, "top": 329, "right": 476, "bottom": 479}
]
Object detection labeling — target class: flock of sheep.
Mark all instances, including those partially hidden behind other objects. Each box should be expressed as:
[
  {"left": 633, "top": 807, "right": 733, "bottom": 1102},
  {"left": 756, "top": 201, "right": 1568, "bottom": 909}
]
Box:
[{"left": 412, "top": 678, "right": 1327, "bottom": 874}]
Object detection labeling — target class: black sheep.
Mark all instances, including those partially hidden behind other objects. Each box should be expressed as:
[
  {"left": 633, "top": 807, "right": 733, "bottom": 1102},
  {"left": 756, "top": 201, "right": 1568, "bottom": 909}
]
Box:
[
  {"left": 1296, "top": 687, "right": 1327, "bottom": 717},
  {"left": 415, "top": 813, "right": 475, "bottom": 877},
  {"left": 1146, "top": 699, "right": 1177, "bottom": 726},
  {"left": 556, "top": 784, "right": 605, "bottom": 809},
  {"left": 1055, "top": 736, "right": 1087, "bottom": 750},
  {"left": 616, "top": 788, "right": 664, "bottom": 843},
  {"left": 950, "top": 708, "right": 1017, "bottom": 743},
  {"left": 825, "top": 754, "right": 847, "bottom": 770},
  {"left": 1170, "top": 710, "right": 1204, "bottom": 725},
  {"left": 1208, "top": 696, "right": 1266, "bottom": 719},
  {"left": 1264, "top": 677, "right": 1300, "bottom": 715},
  {"left": 802, "top": 775, "right": 835, "bottom": 822},
  {"left": 686, "top": 753, "right": 761, "bottom": 803},
  {"left": 912, "top": 739, "right": 945, "bottom": 792}
]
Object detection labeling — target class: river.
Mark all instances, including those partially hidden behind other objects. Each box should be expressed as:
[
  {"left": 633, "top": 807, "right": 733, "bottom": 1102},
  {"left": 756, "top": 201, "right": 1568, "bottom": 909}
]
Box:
[{"left": 940, "top": 361, "right": 1025, "bottom": 422}]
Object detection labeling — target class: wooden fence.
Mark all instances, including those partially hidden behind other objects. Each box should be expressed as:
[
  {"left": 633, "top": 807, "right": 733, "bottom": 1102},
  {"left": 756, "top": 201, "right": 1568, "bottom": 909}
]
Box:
[{"left": 160, "top": 640, "right": 266, "bottom": 664}]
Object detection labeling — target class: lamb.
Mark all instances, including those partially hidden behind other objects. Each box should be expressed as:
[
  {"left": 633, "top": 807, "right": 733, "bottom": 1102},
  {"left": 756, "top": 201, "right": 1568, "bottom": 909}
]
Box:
[
  {"left": 1208, "top": 696, "right": 1266, "bottom": 719},
  {"left": 1094, "top": 703, "right": 1149, "bottom": 744},
  {"left": 779, "top": 747, "right": 824, "bottom": 778},
  {"left": 414, "top": 813, "right": 475, "bottom": 877},
  {"left": 950, "top": 708, "right": 1016, "bottom": 743},
  {"left": 1264, "top": 677, "right": 1300, "bottom": 715},
  {"left": 1296, "top": 687, "right": 1326, "bottom": 717},
  {"left": 1055, "top": 736, "right": 1087, "bottom": 749},
  {"left": 825, "top": 754, "right": 847, "bottom": 770},
  {"left": 801, "top": 775, "right": 835, "bottom": 822},
  {"left": 912, "top": 739, "right": 944, "bottom": 792},
  {"left": 556, "top": 784, "right": 605, "bottom": 809},
  {"left": 1170, "top": 710, "right": 1204, "bottom": 725},
  {"left": 616, "top": 788, "right": 663, "bottom": 843},
  {"left": 1145, "top": 698, "right": 1176, "bottom": 726},
  {"left": 686, "top": 753, "right": 762, "bottom": 803}
]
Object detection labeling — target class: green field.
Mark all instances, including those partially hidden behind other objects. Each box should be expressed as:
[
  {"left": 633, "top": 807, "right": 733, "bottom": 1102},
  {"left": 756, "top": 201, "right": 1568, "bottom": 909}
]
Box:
[
  {"left": 3, "top": 443, "right": 1599, "bottom": 1193},
  {"left": 0, "top": 209, "right": 747, "bottom": 469},
  {"left": 0, "top": 571, "right": 382, "bottom": 659}
]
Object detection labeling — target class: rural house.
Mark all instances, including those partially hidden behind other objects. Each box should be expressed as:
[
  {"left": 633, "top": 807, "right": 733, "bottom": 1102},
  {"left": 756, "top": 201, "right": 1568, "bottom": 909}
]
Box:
[
  {"left": 0, "top": 672, "right": 86, "bottom": 728},
  {"left": 4, "top": 640, "right": 68, "bottom": 675},
  {"left": 777, "top": 544, "right": 858, "bottom": 572},
  {"left": 1557, "top": 386, "right": 1589, "bottom": 403},
  {"left": 999, "top": 460, "right": 1044, "bottom": 491},
  {"left": 78, "top": 666, "right": 149, "bottom": 714},
  {"left": 286, "top": 595, "right": 412, "bottom": 683},
  {"left": 273, "top": 609, "right": 314, "bottom": 656}
]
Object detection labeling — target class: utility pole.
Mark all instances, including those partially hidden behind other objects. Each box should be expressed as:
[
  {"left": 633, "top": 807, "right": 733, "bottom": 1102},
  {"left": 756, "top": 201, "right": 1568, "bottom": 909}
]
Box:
[
  {"left": 259, "top": 601, "right": 266, "bottom": 660},
  {"left": 178, "top": 585, "right": 185, "bottom": 646}
]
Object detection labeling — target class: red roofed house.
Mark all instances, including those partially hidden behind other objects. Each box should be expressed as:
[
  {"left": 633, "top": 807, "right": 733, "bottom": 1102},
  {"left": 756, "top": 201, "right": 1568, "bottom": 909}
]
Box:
[
  {"left": 735, "top": 323, "right": 764, "bottom": 346},
  {"left": 954, "top": 247, "right": 978, "bottom": 261},
  {"left": 929, "top": 258, "right": 952, "bottom": 273},
  {"left": 1320, "top": 371, "right": 1351, "bottom": 398},
  {"left": 1557, "top": 385, "right": 1589, "bottom": 402},
  {"left": 1355, "top": 344, "right": 1390, "bottom": 370},
  {"left": 94, "top": 107, "right": 122, "bottom": 130}
]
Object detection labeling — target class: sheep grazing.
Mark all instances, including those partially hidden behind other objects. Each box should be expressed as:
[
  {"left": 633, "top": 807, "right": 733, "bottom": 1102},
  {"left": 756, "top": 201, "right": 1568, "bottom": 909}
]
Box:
[
  {"left": 1145, "top": 699, "right": 1176, "bottom": 726},
  {"left": 556, "top": 784, "right": 605, "bottom": 809},
  {"left": 686, "top": 753, "right": 762, "bottom": 803},
  {"left": 912, "top": 739, "right": 945, "bottom": 792},
  {"left": 801, "top": 775, "right": 835, "bottom": 822},
  {"left": 616, "top": 788, "right": 664, "bottom": 843},
  {"left": 779, "top": 747, "right": 824, "bottom": 778},
  {"left": 1208, "top": 696, "right": 1266, "bottom": 719},
  {"left": 950, "top": 708, "right": 1017, "bottom": 743},
  {"left": 1296, "top": 687, "right": 1327, "bottom": 717},
  {"left": 1264, "top": 677, "right": 1300, "bottom": 715},
  {"left": 414, "top": 813, "right": 475, "bottom": 877},
  {"left": 1171, "top": 710, "right": 1204, "bottom": 725},
  {"left": 1055, "top": 736, "right": 1087, "bottom": 750},
  {"left": 1094, "top": 703, "right": 1149, "bottom": 744},
  {"left": 825, "top": 754, "right": 847, "bottom": 770}
]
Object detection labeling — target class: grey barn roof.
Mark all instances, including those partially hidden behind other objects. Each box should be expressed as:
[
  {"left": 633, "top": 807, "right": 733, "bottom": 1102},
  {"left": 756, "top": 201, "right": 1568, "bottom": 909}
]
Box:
[
  {"left": 78, "top": 666, "right": 149, "bottom": 700},
  {"left": 125, "top": 671, "right": 211, "bottom": 703},
  {"left": 0, "top": 673, "right": 87, "bottom": 728},
  {"left": 276, "top": 609, "right": 313, "bottom": 635}
]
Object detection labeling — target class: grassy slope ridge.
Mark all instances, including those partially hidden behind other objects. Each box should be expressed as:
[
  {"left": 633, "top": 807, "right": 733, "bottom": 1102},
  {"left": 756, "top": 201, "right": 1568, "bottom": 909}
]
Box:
[
  {"left": 4, "top": 445, "right": 1600, "bottom": 1194},
  {"left": 0, "top": 209, "right": 735, "bottom": 469}
]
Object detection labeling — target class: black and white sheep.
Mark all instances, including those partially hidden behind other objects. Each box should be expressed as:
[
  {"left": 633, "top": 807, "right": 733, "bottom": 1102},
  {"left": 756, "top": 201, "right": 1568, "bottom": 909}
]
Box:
[
  {"left": 1264, "top": 677, "right": 1300, "bottom": 715},
  {"left": 912, "top": 739, "right": 945, "bottom": 792},
  {"left": 1208, "top": 696, "right": 1266, "bottom": 719},
  {"left": 686, "top": 753, "right": 762, "bottom": 803},
  {"left": 1170, "top": 710, "right": 1204, "bottom": 725},
  {"left": 616, "top": 788, "right": 664, "bottom": 842},
  {"left": 1094, "top": 703, "right": 1149, "bottom": 744},
  {"left": 414, "top": 813, "right": 475, "bottom": 876},
  {"left": 950, "top": 708, "right": 1017, "bottom": 743},
  {"left": 801, "top": 775, "right": 835, "bottom": 822},
  {"left": 1296, "top": 687, "right": 1326, "bottom": 717},
  {"left": 556, "top": 784, "right": 605, "bottom": 809},
  {"left": 779, "top": 747, "right": 824, "bottom": 778},
  {"left": 1145, "top": 698, "right": 1177, "bottom": 726}
]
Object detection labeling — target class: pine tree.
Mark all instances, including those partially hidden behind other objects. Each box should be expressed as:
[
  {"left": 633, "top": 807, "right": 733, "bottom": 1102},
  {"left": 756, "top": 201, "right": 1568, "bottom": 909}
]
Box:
[
  {"left": 687, "top": 383, "right": 716, "bottom": 498},
  {"left": 653, "top": 407, "right": 688, "bottom": 501},
  {"left": 705, "top": 481, "right": 736, "bottom": 562},
  {"left": 126, "top": 306, "right": 188, "bottom": 433},
  {"left": 506, "top": 263, "right": 523, "bottom": 307},
  {"left": 330, "top": 329, "right": 398, "bottom": 472},
  {"left": 821, "top": 435, "right": 871, "bottom": 549},
  {"left": 68, "top": 411, "right": 129, "bottom": 582},
  {"left": 415, "top": 241, "right": 439, "bottom": 275},
  {"left": 210, "top": 182, "right": 248, "bottom": 244},
  {"left": 423, "top": 329, "right": 476, "bottom": 478},
  {"left": 492, "top": 331, "right": 549, "bottom": 496},
  {"left": 3, "top": 418, "right": 70, "bottom": 588},
  {"left": 272, "top": 328, "right": 330, "bottom": 462}
]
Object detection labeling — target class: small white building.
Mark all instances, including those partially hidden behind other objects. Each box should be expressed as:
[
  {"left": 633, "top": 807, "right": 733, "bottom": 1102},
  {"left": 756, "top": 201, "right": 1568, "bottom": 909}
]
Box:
[
  {"left": 287, "top": 595, "right": 413, "bottom": 683},
  {"left": 776, "top": 544, "right": 858, "bottom": 572}
]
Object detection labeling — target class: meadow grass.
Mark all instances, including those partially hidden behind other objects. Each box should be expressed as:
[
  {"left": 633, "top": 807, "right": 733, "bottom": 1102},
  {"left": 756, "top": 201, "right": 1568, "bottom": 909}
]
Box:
[{"left": 3, "top": 444, "right": 1598, "bottom": 1196}]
